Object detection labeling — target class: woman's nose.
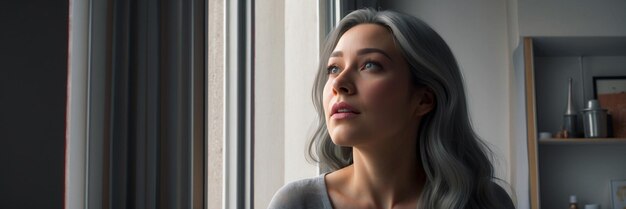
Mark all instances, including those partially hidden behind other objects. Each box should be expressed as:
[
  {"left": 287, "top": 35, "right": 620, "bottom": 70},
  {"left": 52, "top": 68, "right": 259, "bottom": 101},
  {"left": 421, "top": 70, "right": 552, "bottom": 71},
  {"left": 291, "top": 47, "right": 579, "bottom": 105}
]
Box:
[{"left": 332, "top": 67, "right": 356, "bottom": 95}]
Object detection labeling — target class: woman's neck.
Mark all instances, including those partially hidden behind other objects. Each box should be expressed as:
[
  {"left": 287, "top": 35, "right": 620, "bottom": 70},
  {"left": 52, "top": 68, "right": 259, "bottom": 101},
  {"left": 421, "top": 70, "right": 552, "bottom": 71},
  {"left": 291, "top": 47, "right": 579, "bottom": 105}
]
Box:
[{"left": 344, "top": 137, "right": 426, "bottom": 209}]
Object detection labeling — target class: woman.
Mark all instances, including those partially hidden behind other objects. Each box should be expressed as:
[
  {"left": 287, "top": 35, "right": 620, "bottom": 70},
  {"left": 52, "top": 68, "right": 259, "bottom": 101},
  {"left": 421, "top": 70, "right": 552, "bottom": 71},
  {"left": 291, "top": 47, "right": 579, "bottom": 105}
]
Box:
[{"left": 268, "top": 9, "right": 515, "bottom": 209}]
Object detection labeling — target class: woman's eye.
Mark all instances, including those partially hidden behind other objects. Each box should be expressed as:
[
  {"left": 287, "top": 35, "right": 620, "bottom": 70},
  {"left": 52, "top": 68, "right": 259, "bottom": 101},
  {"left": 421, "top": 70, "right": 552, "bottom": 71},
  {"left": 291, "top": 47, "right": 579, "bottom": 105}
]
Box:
[
  {"left": 327, "top": 66, "right": 340, "bottom": 75},
  {"left": 363, "top": 62, "right": 381, "bottom": 71}
]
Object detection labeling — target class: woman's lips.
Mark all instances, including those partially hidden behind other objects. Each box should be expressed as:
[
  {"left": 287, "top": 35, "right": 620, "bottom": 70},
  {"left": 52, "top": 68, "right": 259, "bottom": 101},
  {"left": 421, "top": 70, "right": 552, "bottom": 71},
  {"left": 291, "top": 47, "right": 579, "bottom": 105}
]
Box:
[
  {"left": 330, "top": 101, "right": 360, "bottom": 119},
  {"left": 331, "top": 112, "right": 359, "bottom": 119}
]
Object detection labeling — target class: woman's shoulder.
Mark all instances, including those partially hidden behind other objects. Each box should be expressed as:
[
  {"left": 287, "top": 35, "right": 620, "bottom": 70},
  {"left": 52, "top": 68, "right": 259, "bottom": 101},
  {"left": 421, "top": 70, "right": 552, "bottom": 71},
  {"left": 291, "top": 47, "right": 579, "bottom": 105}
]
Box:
[
  {"left": 491, "top": 182, "right": 516, "bottom": 209},
  {"left": 267, "top": 174, "right": 333, "bottom": 209}
]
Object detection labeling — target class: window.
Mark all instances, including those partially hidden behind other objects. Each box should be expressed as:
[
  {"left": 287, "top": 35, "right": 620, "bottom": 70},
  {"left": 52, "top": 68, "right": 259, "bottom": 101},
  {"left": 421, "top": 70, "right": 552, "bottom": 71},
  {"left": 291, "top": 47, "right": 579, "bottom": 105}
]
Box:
[{"left": 215, "top": 1, "right": 379, "bottom": 208}]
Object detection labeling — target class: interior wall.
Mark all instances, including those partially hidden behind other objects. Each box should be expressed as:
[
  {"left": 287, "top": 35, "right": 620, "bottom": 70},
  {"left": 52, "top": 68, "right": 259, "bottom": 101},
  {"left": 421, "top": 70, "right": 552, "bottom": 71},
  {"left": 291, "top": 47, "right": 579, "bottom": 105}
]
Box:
[
  {"left": 0, "top": 1, "right": 68, "bottom": 209},
  {"left": 283, "top": 0, "right": 319, "bottom": 184},
  {"left": 582, "top": 56, "right": 626, "bottom": 103},
  {"left": 519, "top": 0, "right": 626, "bottom": 36},
  {"left": 381, "top": 0, "right": 513, "bottom": 182},
  {"left": 511, "top": 39, "right": 530, "bottom": 209},
  {"left": 254, "top": 0, "right": 286, "bottom": 208},
  {"left": 254, "top": 1, "right": 321, "bottom": 208}
]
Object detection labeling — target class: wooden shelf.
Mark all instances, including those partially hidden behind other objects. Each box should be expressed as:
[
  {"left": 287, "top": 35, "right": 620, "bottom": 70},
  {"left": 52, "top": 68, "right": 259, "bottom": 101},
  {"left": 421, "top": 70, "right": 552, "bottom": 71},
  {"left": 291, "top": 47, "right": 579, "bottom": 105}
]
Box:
[
  {"left": 539, "top": 138, "right": 626, "bottom": 145},
  {"left": 523, "top": 36, "right": 626, "bottom": 209}
]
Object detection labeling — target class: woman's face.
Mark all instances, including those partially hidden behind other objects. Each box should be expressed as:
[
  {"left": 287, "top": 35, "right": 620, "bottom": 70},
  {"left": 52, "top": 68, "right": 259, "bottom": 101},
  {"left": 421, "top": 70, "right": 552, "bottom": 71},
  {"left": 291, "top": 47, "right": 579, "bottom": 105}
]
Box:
[{"left": 323, "top": 24, "right": 431, "bottom": 148}]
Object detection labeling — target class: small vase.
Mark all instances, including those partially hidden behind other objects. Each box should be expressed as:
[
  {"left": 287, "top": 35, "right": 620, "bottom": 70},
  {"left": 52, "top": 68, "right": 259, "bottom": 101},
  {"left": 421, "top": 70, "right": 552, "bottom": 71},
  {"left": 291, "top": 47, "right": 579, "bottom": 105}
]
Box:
[{"left": 563, "top": 78, "right": 577, "bottom": 137}]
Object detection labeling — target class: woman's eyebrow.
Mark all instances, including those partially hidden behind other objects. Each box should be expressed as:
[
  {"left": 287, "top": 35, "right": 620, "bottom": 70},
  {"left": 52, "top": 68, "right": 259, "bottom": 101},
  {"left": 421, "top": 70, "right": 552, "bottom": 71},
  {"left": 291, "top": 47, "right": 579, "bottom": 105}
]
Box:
[
  {"left": 329, "top": 48, "right": 393, "bottom": 61},
  {"left": 357, "top": 48, "right": 393, "bottom": 61},
  {"left": 330, "top": 51, "right": 343, "bottom": 58}
]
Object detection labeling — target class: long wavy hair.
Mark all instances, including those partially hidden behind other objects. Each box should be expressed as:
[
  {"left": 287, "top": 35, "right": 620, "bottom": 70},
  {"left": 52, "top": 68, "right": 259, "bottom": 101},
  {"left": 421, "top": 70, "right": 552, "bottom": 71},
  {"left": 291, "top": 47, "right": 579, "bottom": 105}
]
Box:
[{"left": 307, "top": 9, "right": 507, "bottom": 209}]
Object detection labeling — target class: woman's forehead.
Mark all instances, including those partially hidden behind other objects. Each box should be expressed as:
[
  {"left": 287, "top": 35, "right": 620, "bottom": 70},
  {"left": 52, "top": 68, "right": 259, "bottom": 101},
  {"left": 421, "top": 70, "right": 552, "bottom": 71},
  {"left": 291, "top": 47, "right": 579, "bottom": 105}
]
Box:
[{"left": 333, "top": 24, "right": 399, "bottom": 56}]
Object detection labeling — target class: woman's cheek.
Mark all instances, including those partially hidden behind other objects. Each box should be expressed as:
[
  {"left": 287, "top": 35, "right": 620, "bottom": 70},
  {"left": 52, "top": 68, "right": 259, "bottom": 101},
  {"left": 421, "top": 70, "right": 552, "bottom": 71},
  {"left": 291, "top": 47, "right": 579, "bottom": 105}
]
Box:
[
  {"left": 365, "top": 81, "right": 392, "bottom": 102},
  {"left": 322, "top": 83, "right": 333, "bottom": 115},
  {"left": 367, "top": 80, "right": 408, "bottom": 114}
]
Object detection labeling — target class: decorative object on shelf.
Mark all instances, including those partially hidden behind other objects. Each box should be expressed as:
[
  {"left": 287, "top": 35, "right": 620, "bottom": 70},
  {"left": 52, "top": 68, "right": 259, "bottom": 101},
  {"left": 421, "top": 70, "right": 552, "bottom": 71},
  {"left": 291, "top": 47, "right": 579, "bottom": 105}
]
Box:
[
  {"left": 581, "top": 99, "right": 608, "bottom": 138},
  {"left": 611, "top": 179, "right": 626, "bottom": 209},
  {"left": 593, "top": 76, "right": 626, "bottom": 138},
  {"left": 555, "top": 129, "right": 571, "bottom": 138},
  {"left": 539, "top": 132, "right": 552, "bottom": 140},
  {"left": 563, "top": 78, "right": 578, "bottom": 138},
  {"left": 569, "top": 195, "right": 579, "bottom": 209}
]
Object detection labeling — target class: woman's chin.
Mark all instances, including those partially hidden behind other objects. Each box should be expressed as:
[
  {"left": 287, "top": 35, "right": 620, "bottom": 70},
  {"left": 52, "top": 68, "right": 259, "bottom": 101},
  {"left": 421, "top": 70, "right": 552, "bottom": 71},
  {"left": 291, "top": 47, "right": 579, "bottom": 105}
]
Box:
[
  {"left": 330, "top": 140, "right": 355, "bottom": 148},
  {"left": 329, "top": 134, "right": 366, "bottom": 147}
]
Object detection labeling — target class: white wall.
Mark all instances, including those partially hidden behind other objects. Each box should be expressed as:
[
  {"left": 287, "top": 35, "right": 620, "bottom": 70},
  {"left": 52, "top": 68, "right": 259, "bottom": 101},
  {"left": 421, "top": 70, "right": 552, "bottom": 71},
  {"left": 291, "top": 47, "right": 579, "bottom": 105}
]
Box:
[
  {"left": 511, "top": 38, "right": 530, "bottom": 209},
  {"left": 254, "top": 0, "right": 285, "bottom": 208},
  {"left": 254, "top": 0, "right": 320, "bottom": 208},
  {"left": 382, "top": 0, "right": 513, "bottom": 182},
  {"left": 519, "top": 0, "right": 626, "bottom": 36},
  {"left": 282, "top": 0, "right": 320, "bottom": 183}
]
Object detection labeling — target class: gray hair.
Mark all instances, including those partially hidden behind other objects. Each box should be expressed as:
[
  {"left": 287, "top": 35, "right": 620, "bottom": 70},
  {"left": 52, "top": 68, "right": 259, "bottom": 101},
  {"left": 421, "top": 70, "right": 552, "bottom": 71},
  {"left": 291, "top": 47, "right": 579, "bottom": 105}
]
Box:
[{"left": 307, "top": 9, "right": 507, "bottom": 209}]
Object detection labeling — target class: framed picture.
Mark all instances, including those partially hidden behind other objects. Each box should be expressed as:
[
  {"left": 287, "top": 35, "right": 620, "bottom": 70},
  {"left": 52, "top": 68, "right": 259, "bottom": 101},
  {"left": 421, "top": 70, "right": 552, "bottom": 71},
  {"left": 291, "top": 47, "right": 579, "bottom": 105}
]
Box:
[
  {"left": 612, "top": 179, "right": 626, "bottom": 209},
  {"left": 593, "top": 76, "right": 626, "bottom": 138}
]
